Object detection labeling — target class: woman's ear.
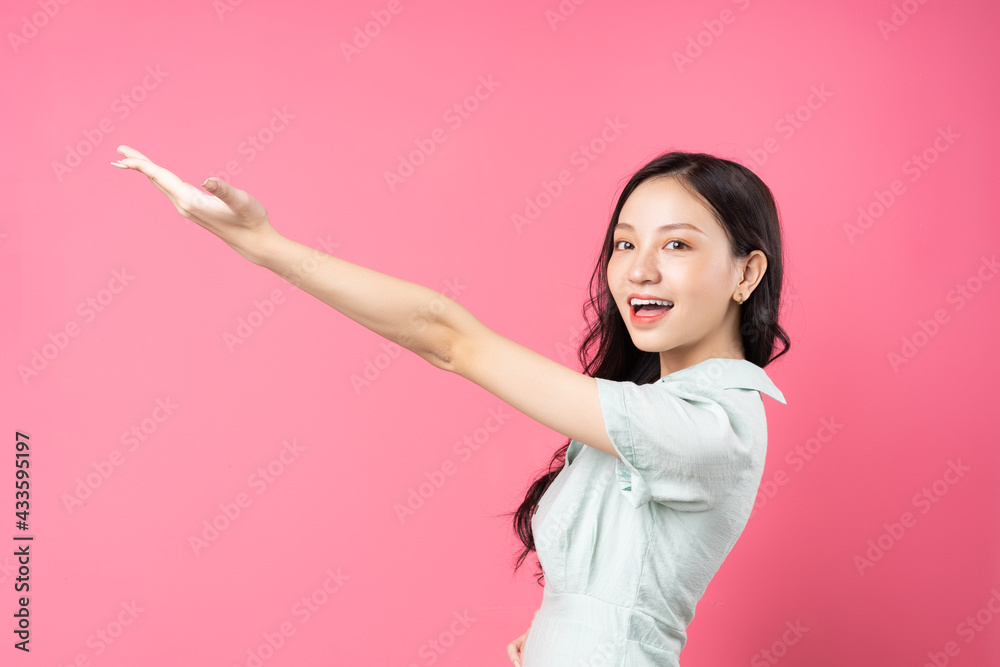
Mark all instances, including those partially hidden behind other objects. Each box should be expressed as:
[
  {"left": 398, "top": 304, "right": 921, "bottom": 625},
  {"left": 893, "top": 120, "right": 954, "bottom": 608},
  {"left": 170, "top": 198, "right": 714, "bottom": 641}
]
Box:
[{"left": 736, "top": 250, "right": 767, "bottom": 300}]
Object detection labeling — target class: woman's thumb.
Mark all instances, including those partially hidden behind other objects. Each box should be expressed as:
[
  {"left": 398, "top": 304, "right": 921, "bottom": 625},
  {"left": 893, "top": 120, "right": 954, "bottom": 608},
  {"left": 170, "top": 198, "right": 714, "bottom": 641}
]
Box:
[{"left": 202, "top": 177, "right": 240, "bottom": 206}]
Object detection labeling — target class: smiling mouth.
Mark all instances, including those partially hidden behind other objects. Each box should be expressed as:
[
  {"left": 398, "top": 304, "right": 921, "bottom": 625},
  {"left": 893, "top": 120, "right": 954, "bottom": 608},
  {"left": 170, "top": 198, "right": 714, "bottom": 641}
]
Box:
[{"left": 630, "top": 298, "right": 674, "bottom": 316}]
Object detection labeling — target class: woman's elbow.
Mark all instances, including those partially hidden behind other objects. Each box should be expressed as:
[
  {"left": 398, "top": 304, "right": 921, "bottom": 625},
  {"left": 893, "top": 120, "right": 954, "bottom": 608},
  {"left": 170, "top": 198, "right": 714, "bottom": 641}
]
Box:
[{"left": 403, "top": 298, "right": 471, "bottom": 373}]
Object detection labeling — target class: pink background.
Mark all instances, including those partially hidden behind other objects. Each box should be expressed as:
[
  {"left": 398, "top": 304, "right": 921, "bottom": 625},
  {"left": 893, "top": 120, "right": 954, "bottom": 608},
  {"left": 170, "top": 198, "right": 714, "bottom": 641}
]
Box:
[{"left": 3, "top": 0, "right": 999, "bottom": 665}]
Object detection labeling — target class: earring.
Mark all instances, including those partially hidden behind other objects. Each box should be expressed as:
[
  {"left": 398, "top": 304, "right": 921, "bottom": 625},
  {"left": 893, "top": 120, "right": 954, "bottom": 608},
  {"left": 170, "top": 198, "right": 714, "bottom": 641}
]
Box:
[{"left": 736, "top": 293, "right": 744, "bottom": 304}]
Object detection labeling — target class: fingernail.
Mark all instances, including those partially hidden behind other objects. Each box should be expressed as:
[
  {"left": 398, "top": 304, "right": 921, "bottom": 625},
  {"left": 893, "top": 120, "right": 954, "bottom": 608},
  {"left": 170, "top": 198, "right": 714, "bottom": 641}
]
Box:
[
  {"left": 203, "top": 178, "right": 217, "bottom": 191},
  {"left": 117, "top": 146, "right": 126, "bottom": 156},
  {"left": 110, "top": 161, "right": 128, "bottom": 169}
]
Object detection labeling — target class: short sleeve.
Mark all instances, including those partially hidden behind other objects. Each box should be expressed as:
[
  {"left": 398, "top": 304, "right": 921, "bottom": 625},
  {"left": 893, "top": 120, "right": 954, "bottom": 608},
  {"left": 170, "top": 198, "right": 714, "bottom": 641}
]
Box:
[{"left": 594, "top": 377, "right": 755, "bottom": 511}]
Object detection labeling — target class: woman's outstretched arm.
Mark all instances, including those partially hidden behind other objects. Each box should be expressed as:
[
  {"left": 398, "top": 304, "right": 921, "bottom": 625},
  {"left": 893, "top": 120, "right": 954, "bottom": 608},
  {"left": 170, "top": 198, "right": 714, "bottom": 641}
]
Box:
[
  {"left": 111, "top": 145, "right": 618, "bottom": 457},
  {"left": 111, "top": 145, "right": 460, "bottom": 368},
  {"left": 256, "top": 231, "right": 467, "bottom": 370}
]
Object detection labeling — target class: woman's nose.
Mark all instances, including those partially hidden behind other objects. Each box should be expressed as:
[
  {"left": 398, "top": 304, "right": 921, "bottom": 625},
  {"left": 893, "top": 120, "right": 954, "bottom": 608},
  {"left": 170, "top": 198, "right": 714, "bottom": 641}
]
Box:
[{"left": 629, "top": 249, "right": 660, "bottom": 282}]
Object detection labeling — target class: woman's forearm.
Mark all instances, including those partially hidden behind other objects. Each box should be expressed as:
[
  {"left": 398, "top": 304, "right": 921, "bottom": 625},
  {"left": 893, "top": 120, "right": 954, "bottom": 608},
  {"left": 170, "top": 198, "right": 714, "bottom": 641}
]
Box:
[{"left": 252, "top": 232, "right": 467, "bottom": 370}]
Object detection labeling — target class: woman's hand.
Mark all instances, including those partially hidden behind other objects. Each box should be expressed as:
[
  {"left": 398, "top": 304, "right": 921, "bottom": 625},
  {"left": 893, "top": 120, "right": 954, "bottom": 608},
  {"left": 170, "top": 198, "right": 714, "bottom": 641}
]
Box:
[
  {"left": 506, "top": 609, "right": 539, "bottom": 667},
  {"left": 110, "top": 145, "right": 279, "bottom": 265}
]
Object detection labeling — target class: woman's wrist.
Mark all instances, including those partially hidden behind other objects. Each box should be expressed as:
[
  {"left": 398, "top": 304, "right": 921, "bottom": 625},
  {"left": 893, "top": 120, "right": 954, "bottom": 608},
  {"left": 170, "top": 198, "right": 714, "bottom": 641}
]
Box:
[{"left": 237, "top": 224, "right": 286, "bottom": 267}]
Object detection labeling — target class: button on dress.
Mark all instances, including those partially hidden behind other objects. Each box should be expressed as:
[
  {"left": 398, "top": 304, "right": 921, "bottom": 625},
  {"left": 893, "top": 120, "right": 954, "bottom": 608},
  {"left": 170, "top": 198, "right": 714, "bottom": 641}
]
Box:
[{"left": 521, "top": 357, "right": 786, "bottom": 666}]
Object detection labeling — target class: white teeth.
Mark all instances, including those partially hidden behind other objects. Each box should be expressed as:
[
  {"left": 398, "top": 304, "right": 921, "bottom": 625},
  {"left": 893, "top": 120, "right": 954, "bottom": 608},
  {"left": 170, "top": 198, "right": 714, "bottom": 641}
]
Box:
[{"left": 630, "top": 298, "right": 673, "bottom": 307}]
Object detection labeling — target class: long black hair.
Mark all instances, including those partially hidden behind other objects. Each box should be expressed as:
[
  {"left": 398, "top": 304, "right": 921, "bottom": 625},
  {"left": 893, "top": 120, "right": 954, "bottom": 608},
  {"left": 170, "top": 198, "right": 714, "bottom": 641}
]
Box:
[{"left": 508, "top": 150, "right": 791, "bottom": 584}]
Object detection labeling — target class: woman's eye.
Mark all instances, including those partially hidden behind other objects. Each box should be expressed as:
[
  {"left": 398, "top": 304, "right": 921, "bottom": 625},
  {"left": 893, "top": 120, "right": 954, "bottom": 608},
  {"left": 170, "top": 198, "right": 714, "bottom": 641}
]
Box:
[{"left": 614, "top": 240, "right": 688, "bottom": 251}]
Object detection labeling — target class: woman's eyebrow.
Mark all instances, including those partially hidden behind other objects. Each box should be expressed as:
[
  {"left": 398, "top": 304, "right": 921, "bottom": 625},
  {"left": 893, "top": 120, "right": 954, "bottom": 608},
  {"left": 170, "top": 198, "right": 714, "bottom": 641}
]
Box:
[{"left": 615, "top": 222, "right": 707, "bottom": 236}]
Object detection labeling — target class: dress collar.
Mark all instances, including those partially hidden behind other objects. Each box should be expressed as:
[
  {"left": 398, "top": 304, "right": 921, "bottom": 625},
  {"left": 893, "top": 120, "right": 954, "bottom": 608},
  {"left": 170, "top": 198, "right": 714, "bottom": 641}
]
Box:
[{"left": 658, "top": 357, "right": 787, "bottom": 405}]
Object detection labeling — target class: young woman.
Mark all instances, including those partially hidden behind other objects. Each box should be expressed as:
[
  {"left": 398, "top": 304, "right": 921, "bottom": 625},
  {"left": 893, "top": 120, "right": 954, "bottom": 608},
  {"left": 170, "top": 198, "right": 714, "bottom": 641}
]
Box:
[{"left": 111, "top": 147, "right": 789, "bottom": 666}]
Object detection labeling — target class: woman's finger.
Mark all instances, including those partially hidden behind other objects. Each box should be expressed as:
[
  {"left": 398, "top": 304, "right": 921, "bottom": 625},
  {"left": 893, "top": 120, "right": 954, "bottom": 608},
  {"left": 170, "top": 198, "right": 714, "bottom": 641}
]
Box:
[
  {"left": 506, "top": 630, "right": 528, "bottom": 666},
  {"left": 111, "top": 148, "right": 188, "bottom": 208},
  {"left": 116, "top": 144, "right": 152, "bottom": 161},
  {"left": 112, "top": 144, "right": 169, "bottom": 187},
  {"left": 113, "top": 145, "right": 255, "bottom": 216},
  {"left": 111, "top": 145, "right": 221, "bottom": 218},
  {"left": 114, "top": 150, "right": 188, "bottom": 196},
  {"left": 505, "top": 640, "right": 519, "bottom": 666},
  {"left": 110, "top": 157, "right": 178, "bottom": 205}
]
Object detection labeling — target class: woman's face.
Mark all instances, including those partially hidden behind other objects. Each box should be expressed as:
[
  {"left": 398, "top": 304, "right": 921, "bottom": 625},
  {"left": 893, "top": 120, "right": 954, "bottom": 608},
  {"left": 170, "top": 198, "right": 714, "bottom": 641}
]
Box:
[{"left": 606, "top": 176, "right": 757, "bottom": 376}]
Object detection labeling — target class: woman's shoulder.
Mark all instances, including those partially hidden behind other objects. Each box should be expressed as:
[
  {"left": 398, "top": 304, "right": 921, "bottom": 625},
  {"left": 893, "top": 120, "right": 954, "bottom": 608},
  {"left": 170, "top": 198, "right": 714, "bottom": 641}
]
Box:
[{"left": 658, "top": 357, "right": 786, "bottom": 405}]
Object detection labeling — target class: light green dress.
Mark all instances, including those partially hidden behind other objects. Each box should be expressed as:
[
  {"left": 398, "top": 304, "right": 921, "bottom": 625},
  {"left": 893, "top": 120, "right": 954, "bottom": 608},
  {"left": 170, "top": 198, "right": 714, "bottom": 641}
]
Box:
[{"left": 522, "top": 357, "right": 786, "bottom": 666}]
